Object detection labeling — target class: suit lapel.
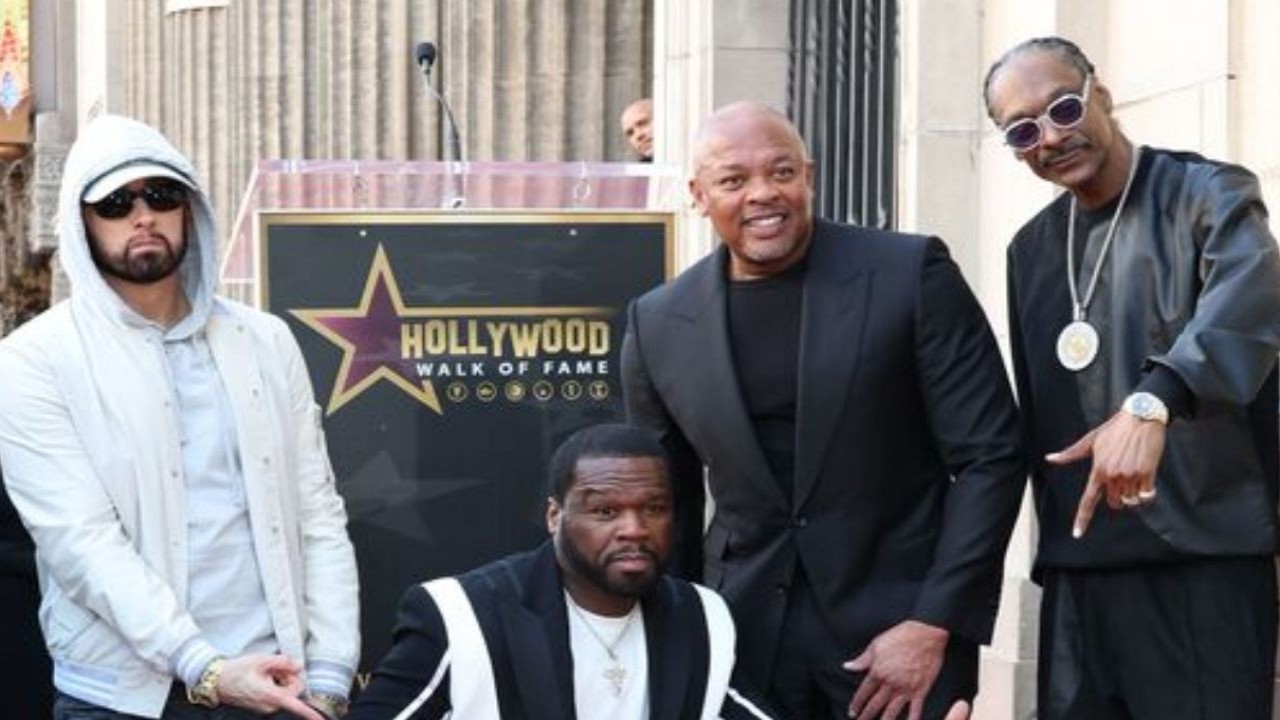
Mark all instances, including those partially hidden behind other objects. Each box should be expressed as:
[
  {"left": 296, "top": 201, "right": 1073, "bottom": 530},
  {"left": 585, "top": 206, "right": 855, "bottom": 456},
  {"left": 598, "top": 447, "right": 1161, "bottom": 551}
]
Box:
[
  {"left": 497, "top": 545, "right": 575, "bottom": 720},
  {"left": 794, "top": 221, "right": 870, "bottom": 508},
  {"left": 644, "top": 585, "right": 693, "bottom": 719},
  {"left": 669, "top": 247, "right": 785, "bottom": 506}
]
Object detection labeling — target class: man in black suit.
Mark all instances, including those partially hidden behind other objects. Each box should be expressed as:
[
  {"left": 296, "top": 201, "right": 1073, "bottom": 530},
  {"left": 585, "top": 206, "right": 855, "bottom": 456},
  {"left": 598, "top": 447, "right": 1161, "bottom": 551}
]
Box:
[
  {"left": 622, "top": 102, "right": 1025, "bottom": 719},
  {"left": 347, "top": 423, "right": 775, "bottom": 719}
]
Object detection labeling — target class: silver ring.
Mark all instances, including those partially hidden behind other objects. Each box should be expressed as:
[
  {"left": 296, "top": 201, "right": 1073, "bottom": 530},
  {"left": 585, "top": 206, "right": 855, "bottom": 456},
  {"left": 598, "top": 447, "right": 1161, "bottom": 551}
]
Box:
[
  {"left": 1121, "top": 495, "right": 1140, "bottom": 507},
  {"left": 1137, "top": 488, "right": 1157, "bottom": 501}
]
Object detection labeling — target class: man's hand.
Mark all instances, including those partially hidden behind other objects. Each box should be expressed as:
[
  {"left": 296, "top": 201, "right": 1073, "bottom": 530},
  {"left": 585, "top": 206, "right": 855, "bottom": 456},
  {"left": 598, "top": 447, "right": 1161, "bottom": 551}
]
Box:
[
  {"left": 843, "top": 620, "right": 948, "bottom": 720},
  {"left": 1046, "top": 410, "right": 1166, "bottom": 537},
  {"left": 945, "top": 700, "right": 970, "bottom": 720},
  {"left": 215, "top": 654, "right": 324, "bottom": 720}
]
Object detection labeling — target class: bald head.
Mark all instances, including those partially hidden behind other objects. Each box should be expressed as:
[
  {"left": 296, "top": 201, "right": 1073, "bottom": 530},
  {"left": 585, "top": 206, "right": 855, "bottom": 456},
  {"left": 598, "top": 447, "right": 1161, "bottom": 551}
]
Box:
[
  {"left": 620, "top": 99, "right": 654, "bottom": 161},
  {"left": 692, "top": 102, "right": 809, "bottom": 174}
]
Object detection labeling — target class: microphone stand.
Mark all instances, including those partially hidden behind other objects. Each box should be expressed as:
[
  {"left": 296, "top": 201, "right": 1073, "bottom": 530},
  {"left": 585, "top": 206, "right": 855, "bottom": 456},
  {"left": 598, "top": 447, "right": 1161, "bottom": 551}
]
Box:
[{"left": 417, "top": 52, "right": 466, "bottom": 209}]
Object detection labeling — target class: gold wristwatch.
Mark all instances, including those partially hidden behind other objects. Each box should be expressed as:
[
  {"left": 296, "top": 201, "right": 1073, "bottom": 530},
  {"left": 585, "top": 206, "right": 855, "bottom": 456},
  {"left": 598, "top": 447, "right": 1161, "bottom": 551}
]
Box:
[
  {"left": 306, "top": 691, "right": 350, "bottom": 719},
  {"left": 186, "top": 656, "right": 225, "bottom": 708}
]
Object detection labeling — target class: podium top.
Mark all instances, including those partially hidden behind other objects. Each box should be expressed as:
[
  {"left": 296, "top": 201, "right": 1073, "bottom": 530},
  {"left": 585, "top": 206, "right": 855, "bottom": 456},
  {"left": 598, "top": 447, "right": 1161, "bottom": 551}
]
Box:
[{"left": 221, "top": 159, "right": 683, "bottom": 291}]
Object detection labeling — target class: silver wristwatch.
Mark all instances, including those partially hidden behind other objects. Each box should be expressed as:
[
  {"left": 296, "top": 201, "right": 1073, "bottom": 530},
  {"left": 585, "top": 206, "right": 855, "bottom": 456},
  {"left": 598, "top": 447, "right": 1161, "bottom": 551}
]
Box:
[{"left": 1121, "top": 391, "right": 1169, "bottom": 425}]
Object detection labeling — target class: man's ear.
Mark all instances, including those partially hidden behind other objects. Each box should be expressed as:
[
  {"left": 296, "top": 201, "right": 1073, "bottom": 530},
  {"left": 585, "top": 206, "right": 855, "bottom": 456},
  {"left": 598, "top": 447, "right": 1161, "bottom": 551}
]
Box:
[
  {"left": 688, "top": 177, "right": 710, "bottom": 216},
  {"left": 546, "top": 497, "right": 562, "bottom": 536},
  {"left": 1094, "top": 79, "right": 1114, "bottom": 114}
]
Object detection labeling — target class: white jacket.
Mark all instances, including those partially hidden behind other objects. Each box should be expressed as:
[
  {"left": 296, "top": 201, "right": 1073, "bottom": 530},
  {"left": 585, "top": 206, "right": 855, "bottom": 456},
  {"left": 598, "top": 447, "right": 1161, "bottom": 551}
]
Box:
[{"left": 0, "top": 115, "right": 359, "bottom": 717}]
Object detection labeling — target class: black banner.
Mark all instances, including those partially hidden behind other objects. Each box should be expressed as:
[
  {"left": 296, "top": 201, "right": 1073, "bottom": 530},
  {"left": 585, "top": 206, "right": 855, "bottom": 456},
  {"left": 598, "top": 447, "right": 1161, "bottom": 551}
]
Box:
[{"left": 261, "top": 211, "right": 672, "bottom": 667}]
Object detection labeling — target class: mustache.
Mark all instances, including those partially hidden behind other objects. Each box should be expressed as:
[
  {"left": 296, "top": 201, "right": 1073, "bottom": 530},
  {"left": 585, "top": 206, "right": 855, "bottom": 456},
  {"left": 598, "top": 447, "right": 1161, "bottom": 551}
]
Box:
[
  {"left": 127, "top": 232, "right": 172, "bottom": 245},
  {"left": 1041, "top": 140, "right": 1088, "bottom": 166},
  {"left": 605, "top": 547, "right": 658, "bottom": 563}
]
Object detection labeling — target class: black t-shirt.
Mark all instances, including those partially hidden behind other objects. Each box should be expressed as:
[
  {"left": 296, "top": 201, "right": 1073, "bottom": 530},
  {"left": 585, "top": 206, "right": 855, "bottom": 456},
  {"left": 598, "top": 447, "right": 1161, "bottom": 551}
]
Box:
[
  {"left": 726, "top": 260, "right": 805, "bottom": 499},
  {"left": 1072, "top": 192, "right": 1192, "bottom": 417}
]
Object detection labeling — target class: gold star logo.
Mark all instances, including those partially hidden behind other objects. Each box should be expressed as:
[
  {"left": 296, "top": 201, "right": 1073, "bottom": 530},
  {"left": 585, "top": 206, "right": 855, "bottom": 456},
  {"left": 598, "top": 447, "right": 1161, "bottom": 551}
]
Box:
[
  {"left": 290, "top": 244, "right": 615, "bottom": 416},
  {"left": 292, "top": 245, "right": 442, "bottom": 415}
]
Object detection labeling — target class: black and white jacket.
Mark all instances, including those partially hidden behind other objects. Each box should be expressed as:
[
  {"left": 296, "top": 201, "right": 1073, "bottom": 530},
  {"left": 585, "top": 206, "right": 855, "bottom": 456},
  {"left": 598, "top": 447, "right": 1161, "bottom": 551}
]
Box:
[{"left": 348, "top": 541, "right": 773, "bottom": 719}]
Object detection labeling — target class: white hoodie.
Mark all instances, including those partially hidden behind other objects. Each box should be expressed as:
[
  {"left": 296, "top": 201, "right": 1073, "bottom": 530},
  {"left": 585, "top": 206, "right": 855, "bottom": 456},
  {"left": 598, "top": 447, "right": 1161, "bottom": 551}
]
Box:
[{"left": 0, "top": 115, "right": 359, "bottom": 716}]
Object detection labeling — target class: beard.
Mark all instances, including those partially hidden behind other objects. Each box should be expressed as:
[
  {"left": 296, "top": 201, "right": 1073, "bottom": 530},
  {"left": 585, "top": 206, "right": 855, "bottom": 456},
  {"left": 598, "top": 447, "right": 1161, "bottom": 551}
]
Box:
[
  {"left": 558, "top": 534, "right": 665, "bottom": 600},
  {"left": 89, "top": 233, "right": 187, "bottom": 285}
]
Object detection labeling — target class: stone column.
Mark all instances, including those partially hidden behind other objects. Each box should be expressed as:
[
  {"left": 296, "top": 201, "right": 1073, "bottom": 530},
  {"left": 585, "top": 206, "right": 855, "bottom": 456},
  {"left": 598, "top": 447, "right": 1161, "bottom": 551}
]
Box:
[{"left": 27, "top": 0, "right": 78, "bottom": 302}]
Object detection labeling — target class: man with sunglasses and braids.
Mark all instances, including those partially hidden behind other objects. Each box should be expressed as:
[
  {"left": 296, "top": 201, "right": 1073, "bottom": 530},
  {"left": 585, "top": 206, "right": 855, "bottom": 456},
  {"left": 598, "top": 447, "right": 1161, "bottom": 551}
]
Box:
[
  {"left": 986, "top": 37, "right": 1280, "bottom": 719},
  {"left": 0, "top": 114, "right": 360, "bottom": 719}
]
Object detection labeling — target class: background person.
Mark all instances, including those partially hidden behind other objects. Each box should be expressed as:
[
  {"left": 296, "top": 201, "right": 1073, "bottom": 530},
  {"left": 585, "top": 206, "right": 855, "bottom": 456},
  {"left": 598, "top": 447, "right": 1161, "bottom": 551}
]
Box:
[{"left": 621, "top": 98, "right": 655, "bottom": 162}]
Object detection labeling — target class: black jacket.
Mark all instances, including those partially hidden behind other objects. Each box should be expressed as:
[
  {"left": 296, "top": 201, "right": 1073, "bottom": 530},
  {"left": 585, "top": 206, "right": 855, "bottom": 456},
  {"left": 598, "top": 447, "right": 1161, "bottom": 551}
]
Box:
[
  {"left": 348, "top": 541, "right": 771, "bottom": 719},
  {"left": 623, "top": 219, "right": 1026, "bottom": 687},
  {"left": 1008, "top": 147, "right": 1280, "bottom": 570}
]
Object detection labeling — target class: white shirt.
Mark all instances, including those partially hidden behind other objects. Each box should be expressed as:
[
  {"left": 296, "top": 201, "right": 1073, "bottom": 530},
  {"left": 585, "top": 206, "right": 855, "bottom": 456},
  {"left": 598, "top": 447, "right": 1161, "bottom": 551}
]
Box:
[
  {"left": 163, "top": 323, "right": 276, "bottom": 664},
  {"left": 565, "top": 593, "right": 649, "bottom": 720}
]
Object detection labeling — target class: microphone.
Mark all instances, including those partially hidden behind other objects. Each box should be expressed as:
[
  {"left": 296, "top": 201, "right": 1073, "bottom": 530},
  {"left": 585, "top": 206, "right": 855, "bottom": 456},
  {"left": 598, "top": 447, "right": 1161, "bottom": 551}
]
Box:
[
  {"left": 414, "top": 40, "right": 465, "bottom": 173},
  {"left": 415, "top": 41, "right": 436, "bottom": 70}
]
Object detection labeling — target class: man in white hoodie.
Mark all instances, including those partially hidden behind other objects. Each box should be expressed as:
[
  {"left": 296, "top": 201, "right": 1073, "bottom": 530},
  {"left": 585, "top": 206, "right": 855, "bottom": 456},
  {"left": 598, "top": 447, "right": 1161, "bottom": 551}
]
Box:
[{"left": 0, "top": 114, "right": 359, "bottom": 719}]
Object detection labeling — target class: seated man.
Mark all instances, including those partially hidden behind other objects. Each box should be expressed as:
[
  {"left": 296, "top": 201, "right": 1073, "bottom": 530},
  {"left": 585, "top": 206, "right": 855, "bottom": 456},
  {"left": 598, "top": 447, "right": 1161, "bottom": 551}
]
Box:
[{"left": 348, "top": 423, "right": 773, "bottom": 719}]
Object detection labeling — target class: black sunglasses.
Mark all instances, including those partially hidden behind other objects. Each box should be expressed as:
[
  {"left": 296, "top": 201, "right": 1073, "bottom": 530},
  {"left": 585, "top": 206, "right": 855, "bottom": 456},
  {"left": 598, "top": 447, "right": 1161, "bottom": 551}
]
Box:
[
  {"left": 1002, "top": 76, "right": 1091, "bottom": 151},
  {"left": 86, "top": 180, "right": 189, "bottom": 220}
]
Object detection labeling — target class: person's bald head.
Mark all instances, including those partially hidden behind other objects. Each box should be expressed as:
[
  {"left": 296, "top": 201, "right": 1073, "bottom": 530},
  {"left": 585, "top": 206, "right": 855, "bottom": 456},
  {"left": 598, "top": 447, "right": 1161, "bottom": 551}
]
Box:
[
  {"left": 691, "top": 102, "right": 809, "bottom": 174},
  {"left": 688, "top": 102, "right": 815, "bottom": 281},
  {"left": 620, "top": 98, "right": 654, "bottom": 161}
]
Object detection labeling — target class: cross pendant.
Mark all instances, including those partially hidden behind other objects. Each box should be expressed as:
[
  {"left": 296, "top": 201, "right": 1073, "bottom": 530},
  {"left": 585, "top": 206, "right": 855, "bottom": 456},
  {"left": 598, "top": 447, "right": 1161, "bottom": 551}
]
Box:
[{"left": 603, "top": 664, "right": 626, "bottom": 697}]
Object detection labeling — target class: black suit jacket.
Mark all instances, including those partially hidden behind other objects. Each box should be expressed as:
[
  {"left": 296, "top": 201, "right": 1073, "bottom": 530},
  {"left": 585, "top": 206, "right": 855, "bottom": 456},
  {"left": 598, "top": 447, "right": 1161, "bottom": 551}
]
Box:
[
  {"left": 622, "top": 219, "right": 1025, "bottom": 685},
  {"left": 348, "top": 541, "right": 771, "bottom": 719}
]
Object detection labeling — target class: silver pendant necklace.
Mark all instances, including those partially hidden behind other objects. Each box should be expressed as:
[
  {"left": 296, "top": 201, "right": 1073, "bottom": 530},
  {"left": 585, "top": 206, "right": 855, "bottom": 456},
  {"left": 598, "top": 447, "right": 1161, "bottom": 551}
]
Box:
[
  {"left": 567, "top": 597, "right": 639, "bottom": 698},
  {"left": 1057, "top": 145, "right": 1143, "bottom": 371}
]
